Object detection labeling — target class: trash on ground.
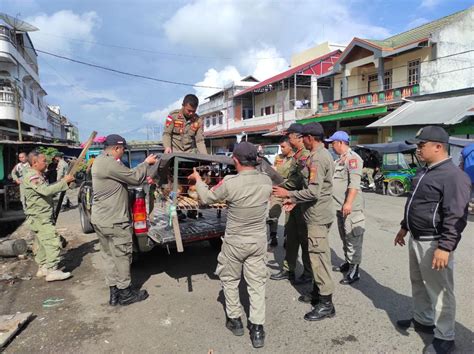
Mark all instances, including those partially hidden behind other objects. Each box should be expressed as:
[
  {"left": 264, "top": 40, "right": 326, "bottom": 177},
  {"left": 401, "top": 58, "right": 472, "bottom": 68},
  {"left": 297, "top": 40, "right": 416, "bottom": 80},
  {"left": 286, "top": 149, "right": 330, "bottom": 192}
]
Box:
[
  {"left": 42, "top": 298, "right": 65, "bottom": 308},
  {"left": 0, "top": 312, "right": 33, "bottom": 348}
]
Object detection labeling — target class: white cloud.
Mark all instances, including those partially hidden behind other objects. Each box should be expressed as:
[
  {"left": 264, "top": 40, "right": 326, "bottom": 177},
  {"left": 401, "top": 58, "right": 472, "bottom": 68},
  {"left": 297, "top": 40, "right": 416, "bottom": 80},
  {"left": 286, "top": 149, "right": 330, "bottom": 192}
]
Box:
[
  {"left": 240, "top": 47, "right": 289, "bottom": 81},
  {"left": 420, "top": 0, "right": 443, "bottom": 9},
  {"left": 26, "top": 10, "right": 101, "bottom": 54},
  {"left": 143, "top": 99, "right": 182, "bottom": 123}
]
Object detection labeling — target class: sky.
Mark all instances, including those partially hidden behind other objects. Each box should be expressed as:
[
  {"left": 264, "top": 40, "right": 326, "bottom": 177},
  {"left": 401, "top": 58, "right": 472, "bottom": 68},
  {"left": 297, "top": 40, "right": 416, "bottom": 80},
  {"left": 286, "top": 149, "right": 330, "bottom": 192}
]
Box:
[{"left": 1, "top": 0, "right": 472, "bottom": 141}]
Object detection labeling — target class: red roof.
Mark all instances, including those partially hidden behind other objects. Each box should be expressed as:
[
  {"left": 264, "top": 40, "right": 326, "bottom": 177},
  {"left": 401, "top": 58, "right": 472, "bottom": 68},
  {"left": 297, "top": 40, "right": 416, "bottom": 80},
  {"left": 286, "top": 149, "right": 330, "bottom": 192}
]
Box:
[
  {"left": 235, "top": 50, "right": 341, "bottom": 98},
  {"left": 204, "top": 123, "right": 278, "bottom": 138}
]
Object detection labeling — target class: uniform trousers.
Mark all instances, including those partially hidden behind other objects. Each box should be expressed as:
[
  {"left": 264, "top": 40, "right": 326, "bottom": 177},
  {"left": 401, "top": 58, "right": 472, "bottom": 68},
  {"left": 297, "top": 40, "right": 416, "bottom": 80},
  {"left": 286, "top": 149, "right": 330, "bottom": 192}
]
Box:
[
  {"left": 27, "top": 217, "right": 61, "bottom": 269},
  {"left": 409, "top": 237, "right": 455, "bottom": 341},
  {"left": 268, "top": 196, "right": 283, "bottom": 235},
  {"left": 283, "top": 206, "right": 312, "bottom": 275},
  {"left": 336, "top": 210, "right": 365, "bottom": 265},
  {"left": 216, "top": 239, "right": 267, "bottom": 325},
  {"left": 94, "top": 222, "right": 133, "bottom": 289},
  {"left": 307, "top": 223, "right": 334, "bottom": 296}
]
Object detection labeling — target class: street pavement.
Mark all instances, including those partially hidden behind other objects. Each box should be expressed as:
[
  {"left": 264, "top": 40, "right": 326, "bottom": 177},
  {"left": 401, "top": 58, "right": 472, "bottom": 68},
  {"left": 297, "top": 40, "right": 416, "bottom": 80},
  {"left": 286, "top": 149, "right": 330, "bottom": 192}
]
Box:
[{"left": 1, "top": 192, "right": 473, "bottom": 353}]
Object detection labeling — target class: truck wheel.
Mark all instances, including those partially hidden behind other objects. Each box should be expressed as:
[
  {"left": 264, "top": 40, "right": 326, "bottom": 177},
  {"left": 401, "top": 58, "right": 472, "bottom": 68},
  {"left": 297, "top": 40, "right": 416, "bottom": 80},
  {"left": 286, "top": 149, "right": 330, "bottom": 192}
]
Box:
[
  {"left": 209, "top": 237, "right": 222, "bottom": 250},
  {"left": 387, "top": 180, "right": 405, "bottom": 197},
  {"left": 79, "top": 204, "right": 95, "bottom": 234}
]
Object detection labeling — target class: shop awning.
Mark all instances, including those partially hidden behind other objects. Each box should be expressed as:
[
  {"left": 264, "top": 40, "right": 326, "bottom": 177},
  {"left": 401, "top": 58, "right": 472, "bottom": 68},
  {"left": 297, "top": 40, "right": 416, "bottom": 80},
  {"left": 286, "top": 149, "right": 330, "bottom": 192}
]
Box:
[
  {"left": 368, "top": 94, "right": 474, "bottom": 128},
  {"left": 299, "top": 106, "right": 388, "bottom": 124},
  {"left": 204, "top": 123, "right": 278, "bottom": 139}
]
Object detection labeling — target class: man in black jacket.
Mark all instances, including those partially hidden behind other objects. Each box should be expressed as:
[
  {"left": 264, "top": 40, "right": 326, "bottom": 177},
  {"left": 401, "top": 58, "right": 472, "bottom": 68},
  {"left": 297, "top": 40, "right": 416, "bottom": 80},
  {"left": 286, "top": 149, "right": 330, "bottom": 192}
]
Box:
[{"left": 394, "top": 126, "right": 471, "bottom": 354}]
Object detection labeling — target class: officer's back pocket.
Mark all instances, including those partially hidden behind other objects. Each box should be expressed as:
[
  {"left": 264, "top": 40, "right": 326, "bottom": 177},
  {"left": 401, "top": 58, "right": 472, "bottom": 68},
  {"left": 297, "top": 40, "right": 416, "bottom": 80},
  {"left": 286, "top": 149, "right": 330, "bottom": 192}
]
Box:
[{"left": 347, "top": 212, "right": 365, "bottom": 237}]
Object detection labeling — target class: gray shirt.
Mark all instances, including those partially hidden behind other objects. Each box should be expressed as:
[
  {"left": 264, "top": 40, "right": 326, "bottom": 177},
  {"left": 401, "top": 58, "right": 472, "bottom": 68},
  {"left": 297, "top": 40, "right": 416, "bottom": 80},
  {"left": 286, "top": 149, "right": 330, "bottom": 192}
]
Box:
[{"left": 195, "top": 169, "right": 272, "bottom": 245}]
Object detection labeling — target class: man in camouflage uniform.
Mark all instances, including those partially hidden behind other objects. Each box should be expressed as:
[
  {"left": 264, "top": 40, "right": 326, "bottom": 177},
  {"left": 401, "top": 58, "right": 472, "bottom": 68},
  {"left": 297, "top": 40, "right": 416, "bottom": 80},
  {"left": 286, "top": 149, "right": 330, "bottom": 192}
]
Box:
[
  {"left": 270, "top": 123, "right": 312, "bottom": 284},
  {"left": 11, "top": 152, "right": 30, "bottom": 210},
  {"left": 23, "top": 151, "right": 75, "bottom": 282},
  {"left": 268, "top": 136, "right": 295, "bottom": 246},
  {"left": 91, "top": 134, "right": 158, "bottom": 306},
  {"left": 325, "top": 131, "right": 365, "bottom": 285},
  {"left": 274, "top": 122, "right": 336, "bottom": 321},
  {"left": 189, "top": 142, "right": 272, "bottom": 349},
  {"left": 162, "top": 94, "right": 207, "bottom": 154}
]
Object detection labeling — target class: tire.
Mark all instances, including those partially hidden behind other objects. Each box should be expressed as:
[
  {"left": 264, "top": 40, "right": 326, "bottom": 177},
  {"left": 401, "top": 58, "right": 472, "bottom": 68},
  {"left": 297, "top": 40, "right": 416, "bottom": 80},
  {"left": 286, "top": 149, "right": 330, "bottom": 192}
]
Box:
[
  {"left": 79, "top": 204, "right": 95, "bottom": 234},
  {"left": 387, "top": 179, "right": 405, "bottom": 197},
  {"left": 209, "top": 237, "right": 223, "bottom": 250}
]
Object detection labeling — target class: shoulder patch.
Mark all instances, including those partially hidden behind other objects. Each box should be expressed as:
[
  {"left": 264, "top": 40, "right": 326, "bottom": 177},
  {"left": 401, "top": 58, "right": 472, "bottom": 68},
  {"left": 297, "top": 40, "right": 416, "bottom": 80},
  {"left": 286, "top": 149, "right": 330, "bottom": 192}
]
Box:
[
  {"left": 29, "top": 175, "right": 42, "bottom": 185},
  {"left": 191, "top": 120, "right": 201, "bottom": 132},
  {"left": 211, "top": 179, "right": 225, "bottom": 191},
  {"left": 348, "top": 159, "right": 358, "bottom": 170},
  {"left": 165, "top": 115, "right": 174, "bottom": 127},
  {"left": 309, "top": 165, "right": 317, "bottom": 183}
]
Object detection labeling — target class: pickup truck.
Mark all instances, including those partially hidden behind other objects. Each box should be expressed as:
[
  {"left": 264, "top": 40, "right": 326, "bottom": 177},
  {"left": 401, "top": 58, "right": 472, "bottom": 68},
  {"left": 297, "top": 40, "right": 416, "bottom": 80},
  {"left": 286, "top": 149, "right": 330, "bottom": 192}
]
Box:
[{"left": 77, "top": 153, "right": 234, "bottom": 255}]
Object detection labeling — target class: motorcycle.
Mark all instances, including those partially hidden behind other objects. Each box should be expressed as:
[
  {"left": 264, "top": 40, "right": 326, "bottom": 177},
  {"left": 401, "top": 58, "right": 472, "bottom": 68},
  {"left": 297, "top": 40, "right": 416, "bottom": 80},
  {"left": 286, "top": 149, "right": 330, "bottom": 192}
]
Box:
[{"left": 361, "top": 170, "right": 385, "bottom": 194}]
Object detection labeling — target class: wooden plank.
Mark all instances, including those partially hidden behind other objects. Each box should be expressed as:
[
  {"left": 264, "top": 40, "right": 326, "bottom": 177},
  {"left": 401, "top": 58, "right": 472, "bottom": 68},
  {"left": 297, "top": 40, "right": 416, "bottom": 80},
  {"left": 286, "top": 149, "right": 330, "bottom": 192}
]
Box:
[
  {"left": 172, "top": 213, "right": 184, "bottom": 253},
  {"left": 0, "top": 312, "right": 33, "bottom": 348}
]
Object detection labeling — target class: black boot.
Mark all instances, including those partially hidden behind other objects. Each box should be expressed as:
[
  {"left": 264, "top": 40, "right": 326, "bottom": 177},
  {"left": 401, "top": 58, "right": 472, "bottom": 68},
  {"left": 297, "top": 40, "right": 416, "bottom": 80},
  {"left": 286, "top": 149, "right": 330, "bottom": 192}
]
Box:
[
  {"left": 304, "top": 294, "right": 336, "bottom": 321},
  {"left": 109, "top": 286, "right": 119, "bottom": 306},
  {"left": 118, "top": 286, "right": 149, "bottom": 305},
  {"left": 332, "top": 262, "right": 349, "bottom": 273},
  {"left": 269, "top": 232, "right": 278, "bottom": 247},
  {"left": 226, "top": 317, "right": 244, "bottom": 336},
  {"left": 249, "top": 323, "right": 265, "bottom": 349},
  {"left": 340, "top": 264, "right": 360, "bottom": 285},
  {"left": 298, "top": 283, "right": 319, "bottom": 305},
  {"left": 270, "top": 270, "right": 295, "bottom": 281}
]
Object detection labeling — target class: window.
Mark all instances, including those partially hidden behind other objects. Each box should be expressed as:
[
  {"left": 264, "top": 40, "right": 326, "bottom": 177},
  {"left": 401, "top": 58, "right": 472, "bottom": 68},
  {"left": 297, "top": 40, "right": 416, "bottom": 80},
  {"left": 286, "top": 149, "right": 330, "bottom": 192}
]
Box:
[
  {"left": 264, "top": 105, "right": 274, "bottom": 115},
  {"left": 218, "top": 115, "right": 223, "bottom": 124},
  {"left": 384, "top": 70, "right": 392, "bottom": 90},
  {"left": 205, "top": 118, "right": 210, "bottom": 128},
  {"left": 29, "top": 88, "right": 34, "bottom": 104},
  {"left": 368, "top": 74, "right": 378, "bottom": 92},
  {"left": 339, "top": 79, "right": 344, "bottom": 98},
  {"left": 212, "top": 117, "right": 216, "bottom": 125},
  {"left": 408, "top": 59, "right": 420, "bottom": 85}
]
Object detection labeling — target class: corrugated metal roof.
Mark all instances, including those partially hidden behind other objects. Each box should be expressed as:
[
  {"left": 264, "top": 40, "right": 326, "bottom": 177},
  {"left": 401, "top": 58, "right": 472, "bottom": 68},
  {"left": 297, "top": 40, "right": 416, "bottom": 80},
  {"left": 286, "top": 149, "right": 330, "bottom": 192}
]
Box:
[{"left": 368, "top": 94, "right": 474, "bottom": 127}]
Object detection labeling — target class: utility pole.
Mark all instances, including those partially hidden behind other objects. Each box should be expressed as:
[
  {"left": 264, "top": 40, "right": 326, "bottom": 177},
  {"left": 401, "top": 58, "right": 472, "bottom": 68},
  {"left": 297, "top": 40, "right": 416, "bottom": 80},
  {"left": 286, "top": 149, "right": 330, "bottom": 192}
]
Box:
[{"left": 13, "top": 82, "right": 23, "bottom": 142}]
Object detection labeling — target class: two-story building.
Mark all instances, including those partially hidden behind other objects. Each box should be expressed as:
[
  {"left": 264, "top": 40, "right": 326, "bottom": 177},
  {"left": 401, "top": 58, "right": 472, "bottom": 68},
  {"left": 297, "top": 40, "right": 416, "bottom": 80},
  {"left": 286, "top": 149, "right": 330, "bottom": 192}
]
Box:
[
  {"left": 300, "top": 7, "right": 474, "bottom": 143},
  {"left": 47, "top": 105, "right": 80, "bottom": 144}
]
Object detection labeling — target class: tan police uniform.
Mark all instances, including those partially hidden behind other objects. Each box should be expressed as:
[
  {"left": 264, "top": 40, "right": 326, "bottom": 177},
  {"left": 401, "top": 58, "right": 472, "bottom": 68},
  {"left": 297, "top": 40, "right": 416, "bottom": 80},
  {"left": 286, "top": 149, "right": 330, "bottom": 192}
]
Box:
[
  {"left": 56, "top": 158, "right": 69, "bottom": 181},
  {"left": 333, "top": 149, "right": 365, "bottom": 265},
  {"left": 23, "top": 168, "right": 69, "bottom": 270},
  {"left": 91, "top": 153, "right": 149, "bottom": 289},
  {"left": 12, "top": 161, "right": 30, "bottom": 210},
  {"left": 196, "top": 170, "right": 272, "bottom": 324},
  {"left": 289, "top": 144, "right": 335, "bottom": 296},
  {"left": 162, "top": 109, "right": 207, "bottom": 154}
]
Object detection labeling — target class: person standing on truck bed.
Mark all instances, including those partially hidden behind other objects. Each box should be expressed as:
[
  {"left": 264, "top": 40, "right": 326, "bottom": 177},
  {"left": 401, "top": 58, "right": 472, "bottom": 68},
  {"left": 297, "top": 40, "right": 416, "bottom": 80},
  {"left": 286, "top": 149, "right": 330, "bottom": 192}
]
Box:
[
  {"left": 23, "top": 151, "right": 75, "bottom": 282},
  {"left": 91, "top": 134, "right": 158, "bottom": 306},
  {"left": 188, "top": 142, "right": 272, "bottom": 349},
  {"left": 162, "top": 94, "right": 208, "bottom": 154}
]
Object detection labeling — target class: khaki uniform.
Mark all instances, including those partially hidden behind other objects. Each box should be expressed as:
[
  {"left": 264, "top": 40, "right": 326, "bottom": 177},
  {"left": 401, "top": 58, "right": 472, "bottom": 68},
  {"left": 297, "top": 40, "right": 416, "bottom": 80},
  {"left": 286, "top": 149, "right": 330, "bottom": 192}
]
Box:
[
  {"left": 23, "top": 169, "right": 69, "bottom": 269},
  {"left": 91, "top": 153, "right": 149, "bottom": 289},
  {"left": 196, "top": 170, "right": 272, "bottom": 324},
  {"left": 289, "top": 144, "right": 335, "bottom": 296},
  {"left": 56, "top": 158, "right": 69, "bottom": 181},
  {"left": 162, "top": 109, "right": 207, "bottom": 154},
  {"left": 282, "top": 147, "right": 312, "bottom": 275},
  {"left": 12, "top": 162, "right": 30, "bottom": 209},
  {"left": 333, "top": 149, "right": 365, "bottom": 265},
  {"left": 268, "top": 153, "right": 294, "bottom": 234}
]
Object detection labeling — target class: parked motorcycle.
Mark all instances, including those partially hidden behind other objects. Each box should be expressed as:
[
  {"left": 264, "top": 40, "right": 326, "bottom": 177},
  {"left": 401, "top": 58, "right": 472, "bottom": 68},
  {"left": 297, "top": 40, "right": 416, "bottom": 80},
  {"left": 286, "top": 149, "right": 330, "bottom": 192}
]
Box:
[{"left": 361, "top": 171, "right": 385, "bottom": 194}]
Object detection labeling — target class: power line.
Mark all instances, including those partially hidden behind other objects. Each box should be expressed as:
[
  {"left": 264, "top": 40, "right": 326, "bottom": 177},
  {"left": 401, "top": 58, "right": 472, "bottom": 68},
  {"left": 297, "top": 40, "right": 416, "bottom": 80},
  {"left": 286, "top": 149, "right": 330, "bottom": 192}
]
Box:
[{"left": 35, "top": 48, "right": 224, "bottom": 89}]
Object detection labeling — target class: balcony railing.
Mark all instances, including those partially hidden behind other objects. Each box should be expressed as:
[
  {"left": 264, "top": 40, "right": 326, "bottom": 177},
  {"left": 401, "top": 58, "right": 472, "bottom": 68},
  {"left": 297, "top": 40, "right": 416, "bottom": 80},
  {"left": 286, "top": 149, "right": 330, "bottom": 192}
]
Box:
[
  {"left": 0, "top": 88, "right": 15, "bottom": 105},
  {"left": 318, "top": 84, "right": 420, "bottom": 113}
]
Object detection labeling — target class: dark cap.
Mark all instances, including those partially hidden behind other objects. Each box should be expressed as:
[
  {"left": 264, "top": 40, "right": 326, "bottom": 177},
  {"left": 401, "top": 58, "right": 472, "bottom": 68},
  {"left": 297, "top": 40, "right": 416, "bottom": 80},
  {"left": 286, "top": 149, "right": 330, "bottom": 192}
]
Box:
[
  {"left": 302, "top": 122, "right": 324, "bottom": 138},
  {"left": 104, "top": 134, "right": 127, "bottom": 147},
  {"left": 232, "top": 142, "right": 258, "bottom": 165},
  {"left": 406, "top": 126, "right": 449, "bottom": 145},
  {"left": 286, "top": 123, "right": 303, "bottom": 135}
]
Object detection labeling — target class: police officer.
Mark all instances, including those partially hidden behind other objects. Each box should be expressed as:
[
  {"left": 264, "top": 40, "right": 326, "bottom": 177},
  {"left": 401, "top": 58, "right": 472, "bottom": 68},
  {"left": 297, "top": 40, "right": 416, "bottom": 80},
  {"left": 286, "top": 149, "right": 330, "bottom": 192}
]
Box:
[
  {"left": 11, "top": 152, "right": 30, "bottom": 210},
  {"left": 271, "top": 123, "right": 312, "bottom": 284},
  {"left": 188, "top": 142, "right": 272, "bottom": 349},
  {"left": 163, "top": 94, "right": 207, "bottom": 154},
  {"left": 325, "top": 131, "right": 365, "bottom": 284},
  {"left": 273, "top": 122, "right": 335, "bottom": 321},
  {"left": 91, "top": 134, "right": 158, "bottom": 306},
  {"left": 268, "top": 136, "right": 295, "bottom": 246},
  {"left": 23, "top": 151, "right": 75, "bottom": 282}
]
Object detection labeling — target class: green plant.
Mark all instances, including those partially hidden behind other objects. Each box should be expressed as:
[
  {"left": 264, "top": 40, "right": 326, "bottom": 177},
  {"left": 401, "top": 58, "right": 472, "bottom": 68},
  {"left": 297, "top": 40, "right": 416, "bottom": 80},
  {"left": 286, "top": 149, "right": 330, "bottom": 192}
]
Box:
[{"left": 37, "top": 146, "right": 59, "bottom": 163}]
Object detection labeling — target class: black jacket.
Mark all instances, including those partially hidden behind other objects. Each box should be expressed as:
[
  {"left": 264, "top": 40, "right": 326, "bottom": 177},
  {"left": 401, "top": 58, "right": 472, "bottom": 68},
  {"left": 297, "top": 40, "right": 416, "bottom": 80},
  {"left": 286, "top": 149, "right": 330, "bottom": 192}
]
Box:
[{"left": 401, "top": 158, "right": 471, "bottom": 251}]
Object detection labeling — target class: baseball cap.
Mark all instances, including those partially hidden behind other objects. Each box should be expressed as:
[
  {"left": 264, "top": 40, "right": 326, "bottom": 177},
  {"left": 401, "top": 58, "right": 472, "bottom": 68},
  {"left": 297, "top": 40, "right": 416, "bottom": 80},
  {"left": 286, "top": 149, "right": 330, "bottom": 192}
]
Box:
[
  {"left": 104, "top": 134, "right": 128, "bottom": 147},
  {"left": 302, "top": 122, "right": 324, "bottom": 138},
  {"left": 232, "top": 142, "right": 258, "bottom": 165},
  {"left": 325, "top": 131, "right": 350, "bottom": 143},
  {"left": 406, "top": 126, "right": 449, "bottom": 144},
  {"left": 286, "top": 123, "right": 303, "bottom": 135}
]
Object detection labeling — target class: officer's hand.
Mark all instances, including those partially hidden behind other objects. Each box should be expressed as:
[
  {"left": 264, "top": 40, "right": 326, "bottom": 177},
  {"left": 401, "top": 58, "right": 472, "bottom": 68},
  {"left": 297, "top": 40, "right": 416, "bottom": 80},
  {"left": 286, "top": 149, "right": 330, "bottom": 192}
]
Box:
[
  {"left": 273, "top": 186, "right": 289, "bottom": 198},
  {"left": 342, "top": 202, "right": 352, "bottom": 217},
  {"left": 15, "top": 180, "right": 21, "bottom": 185},
  {"left": 187, "top": 167, "right": 202, "bottom": 182},
  {"left": 432, "top": 249, "right": 450, "bottom": 270},
  {"left": 164, "top": 147, "right": 173, "bottom": 154},
  {"left": 394, "top": 228, "right": 408, "bottom": 247},
  {"left": 145, "top": 154, "right": 158, "bottom": 165},
  {"left": 63, "top": 175, "right": 75, "bottom": 184},
  {"left": 282, "top": 199, "right": 296, "bottom": 212},
  {"left": 146, "top": 176, "right": 155, "bottom": 185}
]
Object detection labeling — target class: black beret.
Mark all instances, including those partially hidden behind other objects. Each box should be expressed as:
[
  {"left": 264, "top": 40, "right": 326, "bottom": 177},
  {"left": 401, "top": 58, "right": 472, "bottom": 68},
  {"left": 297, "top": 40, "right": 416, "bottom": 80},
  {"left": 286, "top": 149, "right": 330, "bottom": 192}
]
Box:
[
  {"left": 233, "top": 142, "right": 258, "bottom": 165},
  {"left": 302, "top": 122, "right": 324, "bottom": 138},
  {"left": 286, "top": 123, "right": 303, "bottom": 135}
]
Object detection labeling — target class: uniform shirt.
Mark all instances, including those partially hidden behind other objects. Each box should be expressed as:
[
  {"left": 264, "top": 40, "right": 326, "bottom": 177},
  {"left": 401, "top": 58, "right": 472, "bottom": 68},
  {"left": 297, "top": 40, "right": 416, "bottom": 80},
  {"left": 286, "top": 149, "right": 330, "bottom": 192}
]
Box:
[
  {"left": 12, "top": 162, "right": 30, "bottom": 183},
  {"left": 91, "top": 153, "right": 149, "bottom": 227},
  {"left": 162, "top": 109, "right": 207, "bottom": 154},
  {"left": 56, "top": 158, "right": 69, "bottom": 181},
  {"left": 22, "top": 168, "right": 68, "bottom": 220},
  {"left": 283, "top": 147, "right": 310, "bottom": 191},
  {"left": 289, "top": 144, "right": 334, "bottom": 225},
  {"left": 274, "top": 153, "right": 295, "bottom": 181},
  {"left": 333, "top": 149, "right": 364, "bottom": 210},
  {"left": 195, "top": 169, "right": 272, "bottom": 245}
]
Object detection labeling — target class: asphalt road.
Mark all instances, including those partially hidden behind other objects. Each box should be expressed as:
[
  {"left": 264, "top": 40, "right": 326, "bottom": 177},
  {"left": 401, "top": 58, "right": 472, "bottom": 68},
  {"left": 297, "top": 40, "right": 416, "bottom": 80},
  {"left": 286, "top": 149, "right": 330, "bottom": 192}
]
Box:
[{"left": 1, "top": 192, "right": 473, "bottom": 353}]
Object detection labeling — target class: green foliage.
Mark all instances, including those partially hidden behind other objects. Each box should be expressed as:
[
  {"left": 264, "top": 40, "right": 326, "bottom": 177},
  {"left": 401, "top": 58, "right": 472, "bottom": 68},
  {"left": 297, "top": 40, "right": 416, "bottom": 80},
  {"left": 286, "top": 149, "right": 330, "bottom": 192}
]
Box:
[{"left": 37, "top": 146, "right": 59, "bottom": 163}]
